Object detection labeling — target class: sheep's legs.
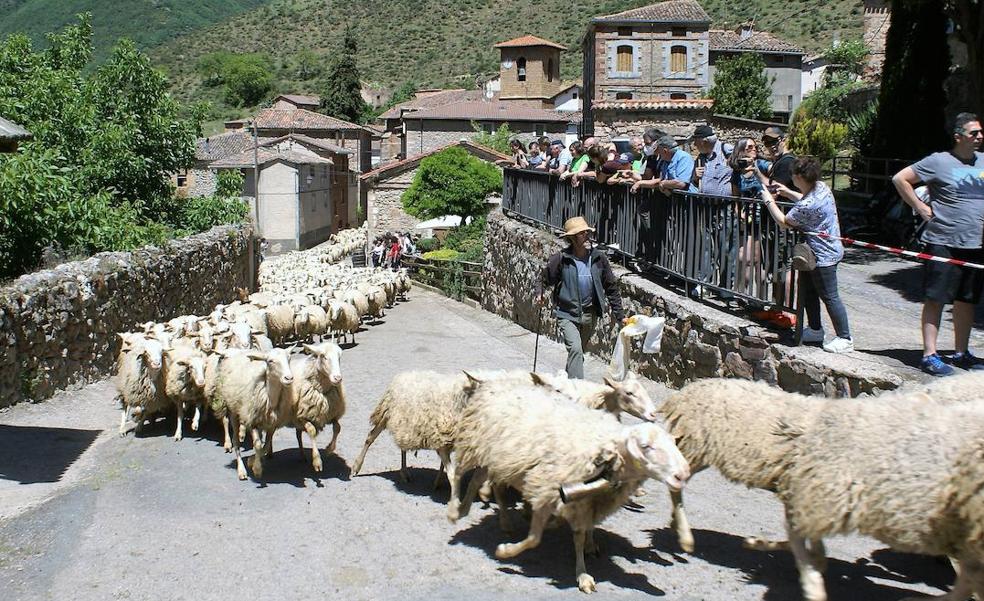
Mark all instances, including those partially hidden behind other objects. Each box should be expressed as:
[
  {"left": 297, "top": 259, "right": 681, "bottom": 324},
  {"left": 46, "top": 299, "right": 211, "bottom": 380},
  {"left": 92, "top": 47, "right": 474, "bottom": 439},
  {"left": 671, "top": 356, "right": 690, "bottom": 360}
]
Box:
[
  {"left": 263, "top": 428, "right": 275, "bottom": 457},
  {"left": 669, "top": 488, "right": 694, "bottom": 553},
  {"left": 191, "top": 403, "right": 205, "bottom": 431},
  {"left": 119, "top": 407, "right": 130, "bottom": 437},
  {"left": 249, "top": 427, "right": 265, "bottom": 479},
  {"left": 296, "top": 428, "right": 305, "bottom": 459},
  {"left": 173, "top": 403, "right": 184, "bottom": 441},
  {"left": 743, "top": 537, "right": 828, "bottom": 572},
  {"left": 787, "top": 519, "right": 826, "bottom": 601},
  {"left": 222, "top": 415, "right": 233, "bottom": 452},
  {"left": 437, "top": 447, "right": 456, "bottom": 501},
  {"left": 495, "top": 504, "right": 551, "bottom": 559},
  {"left": 573, "top": 529, "right": 596, "bottom": 593},
  {"left": 433, "top": 457, "right": 445, "bottom": 490},
  {"left": 350, "top": 420, "right": 385, "bottom": 476},
  {"left": 231, "top": 416, "right": 248, "bottom": 480},
  {"left": 400, "top": 451, "right": 410, "bottom": 482},
  {"left": 326, "top": 420, "right": 340, "bottom": 455},
  {"left": 304, "top": 421, "right": 322, "bottom": 472},
  {"left": 449, "top": 467, "right": 487, "bottom": 523},
  {"left": 492, "top": 483, "right": 514, "bottom": 533}
]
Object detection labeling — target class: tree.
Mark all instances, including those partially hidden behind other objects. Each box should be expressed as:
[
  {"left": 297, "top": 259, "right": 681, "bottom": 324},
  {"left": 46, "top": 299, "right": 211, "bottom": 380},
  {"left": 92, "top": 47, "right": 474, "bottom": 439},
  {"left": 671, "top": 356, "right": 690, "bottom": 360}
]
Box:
[
  {"left": 945, "top": 0, "right": 984, "bottom": 118},
  {"left": 294, "top": 49, "right": 322, "bottom": 81},
  {"left": 822, "top": 40, "right": 869, "bottom": 83},
  {"left": 221, "top": 54, "right": 273, "bottom": 107},
  {"left": 402, "top": 147, "right": 502, "bottom": 223},
  {"left": 869, "top": 0, "right": 950, "bottom": 159},
  {"left": 320, "top": 27, "right": 368, "bottom": 123},
  {"left": 471, "top": 122, "right": 516, "bottom": 154},
  {"left": 707, "top": 53, "right": 774, "bottom": 120}
]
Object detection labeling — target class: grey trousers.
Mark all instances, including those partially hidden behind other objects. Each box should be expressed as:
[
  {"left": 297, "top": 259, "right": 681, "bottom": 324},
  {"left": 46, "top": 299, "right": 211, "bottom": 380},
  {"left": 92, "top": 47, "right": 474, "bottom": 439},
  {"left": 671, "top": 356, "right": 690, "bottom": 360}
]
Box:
[{"left": 558, "top": 316, "right": 596, "bottom": 379}]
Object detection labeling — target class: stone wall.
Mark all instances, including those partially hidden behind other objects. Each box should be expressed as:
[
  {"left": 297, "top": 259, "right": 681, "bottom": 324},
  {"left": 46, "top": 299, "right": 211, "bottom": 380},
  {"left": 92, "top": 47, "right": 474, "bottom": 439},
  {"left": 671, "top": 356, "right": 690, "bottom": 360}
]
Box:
[
  {"left": 592, "top": 110, "right": 784, "bottom": 141},
  {"left": 482, "top": 210, "right": 902, "bottom": 397},
  {"left": 0, "top": 225, "right": 257, "bottom": 407},
  {"left": 367, "top": 168, "right": 421, "bottom": 235}
]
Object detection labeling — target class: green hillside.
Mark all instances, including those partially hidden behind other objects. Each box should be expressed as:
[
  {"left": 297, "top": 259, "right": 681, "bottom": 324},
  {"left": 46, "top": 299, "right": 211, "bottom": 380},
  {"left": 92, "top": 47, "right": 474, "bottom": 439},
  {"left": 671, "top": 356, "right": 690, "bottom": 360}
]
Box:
[
  {"left": 152, "top": 0, "right": 862, "bottom": 105},
  {"left": 0, "top": 0, "right": 271, "bottom": 63}
]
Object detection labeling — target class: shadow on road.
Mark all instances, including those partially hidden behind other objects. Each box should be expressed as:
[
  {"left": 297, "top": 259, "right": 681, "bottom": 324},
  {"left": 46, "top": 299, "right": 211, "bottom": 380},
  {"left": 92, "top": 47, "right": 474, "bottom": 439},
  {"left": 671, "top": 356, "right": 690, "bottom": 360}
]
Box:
[
  {"left": 372, "top": 467, "right": 455, "bottom": 505},
  {"left": 222, "top": 449, "right": 350, "bottom": 488},
  {"left": 451, "top": 512, "right": 667, "bottom": 595},
  {"left": 648, "top": 527, "right": 950, "bottom": 601},
  {"left": 0, "top": 424, "right": 101, "bottom": 484}
]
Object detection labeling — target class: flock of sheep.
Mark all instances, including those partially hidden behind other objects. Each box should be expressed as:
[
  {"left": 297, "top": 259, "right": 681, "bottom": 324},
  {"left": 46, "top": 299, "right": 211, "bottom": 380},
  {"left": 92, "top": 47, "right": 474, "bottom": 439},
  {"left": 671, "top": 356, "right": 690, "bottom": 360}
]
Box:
[{"left": 112, "top": 223, "right": 984, "bottom": 600}]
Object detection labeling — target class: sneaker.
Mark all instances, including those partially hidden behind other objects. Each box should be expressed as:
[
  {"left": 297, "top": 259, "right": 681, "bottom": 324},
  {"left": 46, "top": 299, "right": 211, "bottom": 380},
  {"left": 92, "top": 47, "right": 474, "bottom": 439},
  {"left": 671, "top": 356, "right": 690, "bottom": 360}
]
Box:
[
  {"left": 801, "top": 327, "right": 825, "bottom": 344},
  {"left": 921, "top": 353, "right": 955, "bottom": 377},
  {"left": 947, "top": 350, "right": 984, "bottom": 371},
  {"left": 822, "top": 336, "right": 854, "bottom": 354}
]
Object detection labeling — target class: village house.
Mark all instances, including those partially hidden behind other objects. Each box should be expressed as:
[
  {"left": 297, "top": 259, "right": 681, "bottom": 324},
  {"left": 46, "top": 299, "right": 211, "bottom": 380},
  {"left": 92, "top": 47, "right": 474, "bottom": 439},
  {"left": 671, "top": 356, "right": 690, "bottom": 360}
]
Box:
[
  {"left": 0, "top": 116, "right": 31, "bottom": 153},
  {"left": 360, "top": 140, "right": 510, "bottom": 237},
  {"left": 271, "top": 93, "right": 320, "bottom": 111},
  {"left": 211, "top": 134, "right": 353, "bottom": 253}
]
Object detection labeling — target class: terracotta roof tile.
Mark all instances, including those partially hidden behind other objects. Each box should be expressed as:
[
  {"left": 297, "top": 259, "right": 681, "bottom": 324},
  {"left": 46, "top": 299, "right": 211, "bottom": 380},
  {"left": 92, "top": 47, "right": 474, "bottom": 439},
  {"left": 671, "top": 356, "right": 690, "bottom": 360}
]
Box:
[
  {"left": 592, "top": 98, "right": 713, "bottom": 111},
  {"left": 195, "top": 131, "right": 276, "bottom": 162},
  {"left": 253, "top": 108, "right": 366, "bottom": 132},
  {"left": 595, "top": 1, "right": 710, "bottom": 23},
  {"left": 378, "top": 89, "right": 484, "bottom": 120},
  {"left": 260, "top": 133, "right": 354, "bottom": 155},
  {"left": 210, "top": 146, "right": 334, "bottom": 169},
  {"left": 494, "top": 35, "right": 567, "bottom": 50},
  {"left": 709, "top": 30, "right": 804, "bottom": 54},
  {"left": 407, "top": 100, "right": 569, "bottom": 122},
  {"left": 361, "top": 140, "right": 511, "bottom": 183}
]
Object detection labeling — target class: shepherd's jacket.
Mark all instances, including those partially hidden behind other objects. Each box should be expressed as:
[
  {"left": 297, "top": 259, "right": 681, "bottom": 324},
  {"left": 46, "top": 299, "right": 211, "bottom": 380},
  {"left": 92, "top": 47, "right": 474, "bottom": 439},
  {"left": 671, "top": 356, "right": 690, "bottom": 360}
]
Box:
[{"left": 538, "top": 246, "right": 624, "bottom": 324}]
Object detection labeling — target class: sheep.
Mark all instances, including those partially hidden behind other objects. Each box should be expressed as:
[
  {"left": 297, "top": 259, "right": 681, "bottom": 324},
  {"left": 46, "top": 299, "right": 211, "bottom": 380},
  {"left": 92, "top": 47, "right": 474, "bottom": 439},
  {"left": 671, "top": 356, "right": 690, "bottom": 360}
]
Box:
[
  {"left": 365, "top": 286, "right": 387, "bottom": 320},
  {"left": 115, "top": 333, "right": 166, "bottom": 436},
  {"left": 284, "top": 342, "right": 346, "bottom": 472},
  {"left": 776, "top": 396, "right": 984, "bottom": 601},
  {"left": 327, "top": 299, "right": 359, "bottom": 345},
  {"left": 265, "top": 303, "right": 296, "bottom": 344},
  {"left": 342, "top": 289, "right": 370, "bottom": 320},
  {"left": 160, "top": 341, "right": 207, "bottom": 441},
  {"left": 542, "top": 371, "right": 658, "bottom": 422},
  {"left": 212, "top": 347, "right": 295, "bottom": 480},
  {"left": 450, "top": 378, "right": 689, "bottom": 594},
  {"left": 293, "top": 304, "right": 329, "bottom": 341}
]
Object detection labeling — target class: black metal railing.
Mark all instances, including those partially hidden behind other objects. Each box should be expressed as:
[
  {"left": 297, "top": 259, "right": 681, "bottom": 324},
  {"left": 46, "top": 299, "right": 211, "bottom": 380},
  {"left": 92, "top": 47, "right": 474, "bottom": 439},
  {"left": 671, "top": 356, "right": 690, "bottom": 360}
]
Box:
[{"left": 502, "top": 168, "right": 802, "bottom": 313}]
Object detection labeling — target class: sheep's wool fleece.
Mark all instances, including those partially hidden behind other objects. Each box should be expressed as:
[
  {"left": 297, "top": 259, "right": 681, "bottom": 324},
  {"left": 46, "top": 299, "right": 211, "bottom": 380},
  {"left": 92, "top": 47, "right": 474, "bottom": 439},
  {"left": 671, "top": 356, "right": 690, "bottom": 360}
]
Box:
[
  {"left": 455, "top": 382, "right": 638, "bottom": 520},
  {"left": 288, "top": 354, "right": 345, "bottom": 429},
  {"left": 115, "top": 345, "right": 167, "bottom": 415},
  {"left": 780, "top": 397, "right": 984, "bottom": 557},
  {"left": 371, "top": 371, "right": 473, "bottom": 451},
  {"left": 214, "top": 353, "right": 288, "bottom": 428},
  {"left": 660, "top": 379, "right": 822, "bottom": 490}
]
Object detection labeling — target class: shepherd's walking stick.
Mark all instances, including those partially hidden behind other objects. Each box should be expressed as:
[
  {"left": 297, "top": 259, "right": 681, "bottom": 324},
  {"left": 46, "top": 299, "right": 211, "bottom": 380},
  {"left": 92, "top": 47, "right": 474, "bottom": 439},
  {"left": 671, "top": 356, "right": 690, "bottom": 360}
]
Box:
[{"left": 532, "top": 303, "right": 543, "bottom": 373}]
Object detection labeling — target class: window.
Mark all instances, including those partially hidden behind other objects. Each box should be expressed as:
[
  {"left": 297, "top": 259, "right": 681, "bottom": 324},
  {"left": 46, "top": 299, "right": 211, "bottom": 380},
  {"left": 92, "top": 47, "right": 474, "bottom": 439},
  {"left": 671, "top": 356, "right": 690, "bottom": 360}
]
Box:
[
  {"left": 617, "top": 26, "right": 632, "bottom": 37},
  {"left": 670, "top": 45, "right": 687, "bottom": 73},
  {"left": 670, "top": 92, "right": 687, "bottom": 100},
  {"left": 672, "top": 27, "right": 687, "bottom": 37},
  {"left": 572, "top": 91, "right": 578, "bottom": 100},
  {"left": 517, "top": 57, "right": 526, "bottom": 82},
  {"left": 534, "top": 123, "right": 545, "bottom": 136},
  {"left": 615, "top": 91, "right": 633, "bottom": 100},
  {"left": 547, "top": 58, "right": 554, "bottom": 82},
  {"left": 176, "top": 170, "right": 188, "bottom": 187},
  {"left": 482, "top": 122, "right": 495, "bottom": 134},
  {"left": 616, "top": 45, "right": 633, "bottom": 73}
]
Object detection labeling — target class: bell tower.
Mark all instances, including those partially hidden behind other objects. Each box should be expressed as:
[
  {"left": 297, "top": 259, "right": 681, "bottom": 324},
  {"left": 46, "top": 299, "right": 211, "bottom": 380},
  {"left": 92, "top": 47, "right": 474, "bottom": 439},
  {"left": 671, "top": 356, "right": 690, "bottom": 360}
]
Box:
[{"left": 495, "top": 35, "right": 566, "bottom": 102}]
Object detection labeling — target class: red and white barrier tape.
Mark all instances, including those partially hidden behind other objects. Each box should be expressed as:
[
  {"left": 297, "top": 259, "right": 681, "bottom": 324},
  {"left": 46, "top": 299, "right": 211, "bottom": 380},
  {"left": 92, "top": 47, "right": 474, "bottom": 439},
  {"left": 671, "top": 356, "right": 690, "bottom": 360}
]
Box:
[{"left": 805, "top": 231, "right": 984, "bottom": 270}]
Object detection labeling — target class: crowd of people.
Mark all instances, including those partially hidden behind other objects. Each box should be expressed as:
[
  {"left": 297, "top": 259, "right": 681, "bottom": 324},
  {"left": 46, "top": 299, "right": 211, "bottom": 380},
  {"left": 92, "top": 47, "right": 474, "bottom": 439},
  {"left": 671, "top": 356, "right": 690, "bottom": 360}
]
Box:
[
  {"left": 370, "top": 231, "right": 417, "bottom": 269},
  {"left": 514, "top": 125, "right": 854, "bottom": 355}
]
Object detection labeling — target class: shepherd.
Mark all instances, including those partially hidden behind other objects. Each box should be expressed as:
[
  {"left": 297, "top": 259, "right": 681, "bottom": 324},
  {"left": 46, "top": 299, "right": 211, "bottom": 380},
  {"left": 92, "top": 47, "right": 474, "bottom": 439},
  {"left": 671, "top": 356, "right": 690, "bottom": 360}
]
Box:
[{"left": 537, "top": 217, "right": 625, "bottom": 379}]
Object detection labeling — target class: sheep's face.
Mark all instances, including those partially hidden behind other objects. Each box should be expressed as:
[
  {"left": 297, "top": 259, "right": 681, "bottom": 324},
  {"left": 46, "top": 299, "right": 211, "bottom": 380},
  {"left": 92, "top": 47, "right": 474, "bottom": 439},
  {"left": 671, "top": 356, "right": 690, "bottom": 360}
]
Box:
[
  {"left": 166, "top": 350, "right": 207, "bottom": 389},
  {"left": 624, "top": 423, "right": 690, "bottom": 492},
  {"left": 605, "top": 374, "right": 658, "bottom": 422},
  {"left": 305, "top": 343, "right": 343, "bottom": 384},
  {"left": 229, "top": 322, "right": 252, "bottom": 348},
  {"left": 196, "top": 326, "right": 215, "bottom": 352},
  {"left": 264, "top": 348, "right": 294, "bottom": 386},
  {"left": 140, "top": 339, "right": 165, "bottom": 372}
]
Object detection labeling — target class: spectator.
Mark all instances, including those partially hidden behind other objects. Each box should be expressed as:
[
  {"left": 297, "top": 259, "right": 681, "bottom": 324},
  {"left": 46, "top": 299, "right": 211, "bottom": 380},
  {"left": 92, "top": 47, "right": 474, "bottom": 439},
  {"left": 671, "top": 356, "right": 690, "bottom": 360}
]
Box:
[
  {"left": 761, "top": 156, "right": 853, "bottom": 354},
  {"left": 509, "top": 139, "right": 528, "bottom": 168},
  {"left": 527, "top": 141, "right": 546, "bottom": 170},
  {"left": 387, "top": 235, "right": 402, "bottom": 270},
  {"left": 560, "top": 140, "right": 589, "bottom": 181},
  {"left": 547, "top": 139, "right": 574, "bottom": 176},
  {"left": 601, "top": 149, "right": 636, "bottom": 186},
  {"left": 730, "top": 137, "right": 767, "bottom": 296},
  {"left": 628, "top": 137, "right": 646, "bottom": 178},
  {"left": 630, "top": 135, "right": 696, "bottom": 193},
  {"left": 690, "top": 124, "right": 736, "bottom": 299},
  {"left": 370, "top": 237, "right": 385, "bottom": 268},
  {"left": 537, "top": 136, "right": 552, "bottom": 155},
  {"left": 691, "top": 125, "right": 732, "bottom": 197},
  {"left": 760, "top": 126, "right": 798, "bottom": 192},
  {"left": 571, "top": 144, "right": 611, "bottom": 187},
  {"left": 730, "top": 138, "right": 768, "bottom": 199},
  {"left": 893, "top": 112, "right": 984, "bottom": 376},
  {"left": 642, "top": 127, "right": 664, "bottom": 158},
  {"left": 536, "top": 216, "right": 625, "bottom": 378}
]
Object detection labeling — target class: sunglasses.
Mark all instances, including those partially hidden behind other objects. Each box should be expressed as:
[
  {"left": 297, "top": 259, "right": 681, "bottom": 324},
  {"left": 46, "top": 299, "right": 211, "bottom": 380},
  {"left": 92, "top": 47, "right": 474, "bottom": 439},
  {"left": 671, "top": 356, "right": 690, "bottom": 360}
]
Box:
[{"left": 964, "top": 129, "right": 983, "bottom": 137}]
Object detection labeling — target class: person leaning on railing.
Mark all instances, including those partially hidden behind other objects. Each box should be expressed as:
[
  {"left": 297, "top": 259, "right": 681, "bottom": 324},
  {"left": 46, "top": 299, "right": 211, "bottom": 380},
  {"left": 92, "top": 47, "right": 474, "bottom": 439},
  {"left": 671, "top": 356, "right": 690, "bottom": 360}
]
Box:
[
  {"left": 571, "top": 144, "right": 615, "bottom": 187},
  {"left": 559, "top": 140, "right": 589, "bottom": 181},
  {"left": 628, "top": 135, "right": 696, "bottom": 194},
  {"left": 509, "top": 139, "right": 529, "bottom": 169},
  {"left": 760, "top": 156, "right": 854, "bottom": 354}
]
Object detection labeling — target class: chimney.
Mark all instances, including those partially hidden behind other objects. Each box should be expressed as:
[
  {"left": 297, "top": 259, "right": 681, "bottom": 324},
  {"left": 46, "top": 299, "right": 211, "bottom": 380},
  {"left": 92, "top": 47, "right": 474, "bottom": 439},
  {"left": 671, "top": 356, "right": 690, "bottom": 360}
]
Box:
[{"left": 737, "top": 21, "right": 754, "bottom": 40}]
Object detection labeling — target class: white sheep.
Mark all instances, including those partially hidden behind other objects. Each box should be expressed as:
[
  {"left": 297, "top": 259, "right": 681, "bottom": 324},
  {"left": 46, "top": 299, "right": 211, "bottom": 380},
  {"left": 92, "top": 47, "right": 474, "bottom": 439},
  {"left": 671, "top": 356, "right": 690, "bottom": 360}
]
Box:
[
  {"left": 293, "top": 304, "right": 329, "bottom": 341},
  {"left": 776, "top": 396, "right": 984, "bottom": 601},
  {"left": 265, "top": 303, "right": 296, "bottom": 344},
  {"left": 284, "top": 342, "right": 346, "bottom": 472},
  {"left": 115, "top": 333, "right": 166, "bottom": 436},
  {"left": 212, "top": 347, "right": 295, "bottom": 480},
  {"left": 327, "top": 300, "right": 359, "bottom": 345},
  {"left": 160, "top": 341, "right": 207, "bottom": 441},
  {"left": 450, "top": 378, "right": 689, "bottom": 594}
]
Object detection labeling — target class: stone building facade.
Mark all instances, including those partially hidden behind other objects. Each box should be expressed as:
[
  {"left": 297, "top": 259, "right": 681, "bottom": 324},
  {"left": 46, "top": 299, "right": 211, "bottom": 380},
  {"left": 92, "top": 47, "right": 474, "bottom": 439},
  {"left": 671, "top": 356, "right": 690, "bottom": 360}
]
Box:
[
  {"left": 863, "top": 0, "right": 891, "bottom": 80},
  {"left": 402, "top": 110, "right": 567, "bottom": 157},
  {"left": 495, "top": 35, "right": 566, "bottom": 103}
]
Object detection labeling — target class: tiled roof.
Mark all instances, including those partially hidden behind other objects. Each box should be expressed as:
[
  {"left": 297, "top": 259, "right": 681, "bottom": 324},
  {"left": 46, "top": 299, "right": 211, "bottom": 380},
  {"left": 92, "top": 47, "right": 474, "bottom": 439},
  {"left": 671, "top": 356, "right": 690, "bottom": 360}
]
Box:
[
  {"left": 260, "top": 133, "right": 354, "bottom": 155},
  {"left": 709, "top": 30, "right": 804, "bottom": 54},
  {"left": 494, "top": 35, "right": 567, "bottom": 50},
  {"left": 361, "top": 140, "right": 511, "bottom": 184},
  {"left": 253, "top": 108, "right": 367, "bottom": 132},
  {"left": 595, "top": 1, "right": 710, "bottom": 23},
  {"left": 0, "top": 116, "right": 31, "bottom": 140},
  {"left": 195, "top": 131, "right": 276, "bottom": 162},
  {"left": 592, "top": 98, "right": 713, "bottom": 111},
  {"left": 407, "top": 100, "right": 569, "bottom": 122},
  {"left": 210, "top": 146, "right": 334, "bottom": 169},
  {"left": 562, "top": 110, "right": 582, "bottom": 124},
  {"left": 275, "top": 94, "right": 320, "bottom": 106},
  {"left": 378, "top": 89, "right": 484, "bottom": 120}
]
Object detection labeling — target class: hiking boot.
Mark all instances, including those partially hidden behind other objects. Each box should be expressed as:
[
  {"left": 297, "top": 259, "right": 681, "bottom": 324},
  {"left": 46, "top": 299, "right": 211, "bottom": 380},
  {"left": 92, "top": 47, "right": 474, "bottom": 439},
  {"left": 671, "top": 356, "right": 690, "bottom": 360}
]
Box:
[
  {"left": 822, "top": 336, "right": 854, "bottom": 354},
  {"left": 801, "top": 327, "right": 824, "bottom": 344},
  {"left": 947, "top": 350, "right": 984, "bottom": 371},
  {"left": 921, "top": 353, "right": 955, "bottom": 377}
]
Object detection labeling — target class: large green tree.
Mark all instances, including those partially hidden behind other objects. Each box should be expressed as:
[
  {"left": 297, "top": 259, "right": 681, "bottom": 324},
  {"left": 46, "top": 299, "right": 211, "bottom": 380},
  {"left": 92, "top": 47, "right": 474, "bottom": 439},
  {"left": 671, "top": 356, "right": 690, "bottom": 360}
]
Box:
[
  {"left": 402, "top": 147, "right": 501, "bottom": 222},
  {"left": 319, "top": 27, "right": 368, "bottom": 123},
  {"left": 707, "top": 53, "right": 774, "bottom": 120},
  {"left": 869, "top": 0, "right": 950, "bottom": 158}
]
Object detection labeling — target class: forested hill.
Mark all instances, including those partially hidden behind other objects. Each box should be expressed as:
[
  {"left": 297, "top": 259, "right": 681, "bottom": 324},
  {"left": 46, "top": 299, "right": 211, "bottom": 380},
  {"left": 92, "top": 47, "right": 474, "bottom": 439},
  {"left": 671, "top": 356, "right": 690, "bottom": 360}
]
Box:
[{"left": 0, "top": 0, "right": 271, "bottom": 62}]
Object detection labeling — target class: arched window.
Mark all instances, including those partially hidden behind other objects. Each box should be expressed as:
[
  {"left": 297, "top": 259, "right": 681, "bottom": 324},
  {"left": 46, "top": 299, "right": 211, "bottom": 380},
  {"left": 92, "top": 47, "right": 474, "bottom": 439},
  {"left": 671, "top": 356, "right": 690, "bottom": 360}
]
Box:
[
  {"left": 517, "top": 57, "right": 527, "bottom": 82},
  {"left": 547, "top": 58, "right": 554, "bottom": 82},
  {"left": 616, "top": 45, "right": 633, "bottom": 73},
  {"left": 670, "top": 45, "right": 687, "bottom": 73}
]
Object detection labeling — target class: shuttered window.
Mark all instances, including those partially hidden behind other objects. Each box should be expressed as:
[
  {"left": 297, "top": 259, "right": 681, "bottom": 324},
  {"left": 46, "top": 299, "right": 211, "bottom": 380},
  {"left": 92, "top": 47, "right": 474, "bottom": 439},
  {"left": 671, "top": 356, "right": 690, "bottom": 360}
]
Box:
[
  {"left": 670, "top": 45, "right": 687, "bottom": 73},
  {"left": 616, "top": 45, "right": 633, "bottom": 73}
]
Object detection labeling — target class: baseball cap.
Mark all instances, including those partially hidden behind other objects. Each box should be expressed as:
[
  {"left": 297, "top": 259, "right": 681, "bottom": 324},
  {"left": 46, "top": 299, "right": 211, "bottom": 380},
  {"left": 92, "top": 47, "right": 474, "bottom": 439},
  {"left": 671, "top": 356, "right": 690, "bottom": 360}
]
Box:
[
  {"left": 656, "top": 134, "right": 678, "bottom": 149},
  {"left": 693, "top": 124, "right": 714, "bottom": 139}
]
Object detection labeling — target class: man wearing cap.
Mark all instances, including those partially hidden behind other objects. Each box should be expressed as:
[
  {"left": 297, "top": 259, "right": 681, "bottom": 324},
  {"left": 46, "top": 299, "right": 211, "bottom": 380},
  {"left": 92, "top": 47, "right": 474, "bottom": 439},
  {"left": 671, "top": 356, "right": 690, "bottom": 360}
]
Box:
[
  {"left": 760, "top": 126, "right": 798, "bottom": 192},
  {"left": 691, "top": 125, "right": 732, "bottom": 196},
  {"left": 537, "top": 217, "right": 625, "bottom": 378},
  {"left": 692, "top": 124, "right": 737, "bottom": 297},
  {"left": 630, "top": 134, "right": 697, "bottom": 194},
  {"left": 547, "top": 139, "right": 574, "bottom": 176}
]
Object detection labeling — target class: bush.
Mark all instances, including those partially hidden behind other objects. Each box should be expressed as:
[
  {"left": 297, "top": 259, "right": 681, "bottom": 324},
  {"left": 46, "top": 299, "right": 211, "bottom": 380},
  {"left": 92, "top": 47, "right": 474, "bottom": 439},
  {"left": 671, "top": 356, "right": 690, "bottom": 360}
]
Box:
[
  {"left": 707, "top": 53, "right": 774, "bottom": 120},
  {"left": 788, "top": 116, "right": 848, "bottom": 161},
  {"left": 402, "top": 148, "right": 502, "bottom": 222},
  {"left": 422, "top": 249, "right": 460, "bottom": 261},
  {"left": 415, "top": 237, "right": 440, "bottom": 253},
  {"left": 471, "top": 122, "right": 516, "bottom": 154}
]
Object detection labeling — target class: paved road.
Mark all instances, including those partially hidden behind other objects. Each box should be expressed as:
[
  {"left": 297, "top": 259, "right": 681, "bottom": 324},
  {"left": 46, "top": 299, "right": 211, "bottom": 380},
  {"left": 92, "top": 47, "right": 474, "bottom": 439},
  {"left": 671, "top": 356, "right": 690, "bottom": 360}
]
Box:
[{"left": 0, "top": 290, "right": 953, "bottom": 600}]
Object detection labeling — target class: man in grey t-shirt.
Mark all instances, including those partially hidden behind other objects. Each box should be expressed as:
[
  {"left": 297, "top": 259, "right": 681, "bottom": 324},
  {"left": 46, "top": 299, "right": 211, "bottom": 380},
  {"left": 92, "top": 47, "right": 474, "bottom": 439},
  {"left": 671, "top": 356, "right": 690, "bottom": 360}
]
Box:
[{"left": 894, "top": 112, "right": 984, "bottom": 376}]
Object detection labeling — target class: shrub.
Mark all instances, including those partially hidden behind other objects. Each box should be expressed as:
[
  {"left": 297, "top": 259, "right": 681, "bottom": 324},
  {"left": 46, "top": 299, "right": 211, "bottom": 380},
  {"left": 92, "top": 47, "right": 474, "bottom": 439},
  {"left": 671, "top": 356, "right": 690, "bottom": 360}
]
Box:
[
  {"left": 415, "top": 237, "right": 440, "bottom": 253},
  {"left": 788, "top": 116, "right": 848, "bottom": 161},
  {"left": 471, "top": 122, "right": 516, "bottom": 154},
  {"left": 422, "top": 249, "right": 460, "bottom": 261},
  {"left": 402, "top": 147, "right": 502, "bottom": 222}
]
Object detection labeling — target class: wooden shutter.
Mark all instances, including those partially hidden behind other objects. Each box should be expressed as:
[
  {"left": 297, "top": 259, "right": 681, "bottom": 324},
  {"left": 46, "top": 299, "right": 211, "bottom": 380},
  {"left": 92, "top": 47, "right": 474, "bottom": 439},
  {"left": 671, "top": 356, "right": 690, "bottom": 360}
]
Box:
[
  {"left": 670, "top": 46, "right": 687, "bottom": 73},
  {"left": 616, "top": 46, "right": 633, "bottom": 73}
]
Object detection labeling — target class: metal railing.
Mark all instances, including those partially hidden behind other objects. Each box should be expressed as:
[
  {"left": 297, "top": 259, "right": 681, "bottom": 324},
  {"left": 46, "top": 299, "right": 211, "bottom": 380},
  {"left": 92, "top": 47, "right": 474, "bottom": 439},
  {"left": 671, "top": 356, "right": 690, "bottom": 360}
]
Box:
[{"left": 502, "top": 168, "right": 802, "bottom": 313}]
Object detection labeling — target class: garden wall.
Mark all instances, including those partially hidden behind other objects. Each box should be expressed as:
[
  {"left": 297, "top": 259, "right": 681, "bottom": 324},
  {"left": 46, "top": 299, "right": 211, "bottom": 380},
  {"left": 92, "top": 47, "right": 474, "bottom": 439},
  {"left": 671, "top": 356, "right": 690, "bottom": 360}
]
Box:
[
  {"left": 481, "top": 210, "right": 904, "bottom": 397},
  {"left": 0, "top": 225, "right": 257, "bottom": 407}
]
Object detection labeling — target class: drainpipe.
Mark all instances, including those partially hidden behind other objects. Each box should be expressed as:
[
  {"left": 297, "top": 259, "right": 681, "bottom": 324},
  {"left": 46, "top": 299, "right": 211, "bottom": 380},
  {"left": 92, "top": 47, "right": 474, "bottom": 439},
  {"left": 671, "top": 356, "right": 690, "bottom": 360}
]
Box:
[{"left": 295, "top": 168, "right": 301, "bottom": 250}]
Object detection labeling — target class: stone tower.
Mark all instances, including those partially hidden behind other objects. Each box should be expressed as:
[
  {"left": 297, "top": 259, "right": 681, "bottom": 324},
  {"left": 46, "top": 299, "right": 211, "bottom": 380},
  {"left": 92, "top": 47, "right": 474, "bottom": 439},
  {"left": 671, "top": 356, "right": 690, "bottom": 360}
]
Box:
[
  {"left": 862, "top": 0, "right": 891, "bottom": 80},
  {"left": 495, "top": 35, "right": 566, "bottom": 104}
]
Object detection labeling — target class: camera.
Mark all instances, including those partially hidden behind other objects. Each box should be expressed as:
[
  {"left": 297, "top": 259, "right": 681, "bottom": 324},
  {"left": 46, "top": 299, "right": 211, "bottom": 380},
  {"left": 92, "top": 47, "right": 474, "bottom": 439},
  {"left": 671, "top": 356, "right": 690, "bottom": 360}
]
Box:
[{"left": 737, "top": 158, "right": 751, "bottom": 169}]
